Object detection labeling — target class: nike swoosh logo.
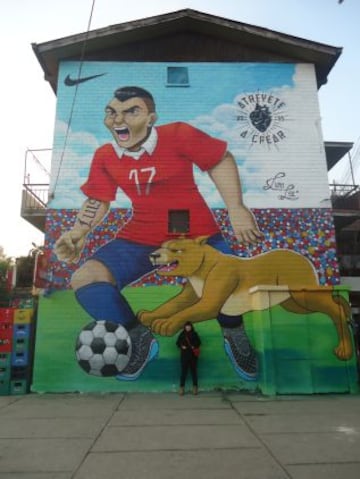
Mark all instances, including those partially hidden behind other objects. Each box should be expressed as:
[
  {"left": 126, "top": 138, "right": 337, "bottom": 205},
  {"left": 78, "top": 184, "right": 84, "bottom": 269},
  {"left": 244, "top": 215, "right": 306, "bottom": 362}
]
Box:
[{"left": 64, "top": 73, "right": 106, "bottom": 86}]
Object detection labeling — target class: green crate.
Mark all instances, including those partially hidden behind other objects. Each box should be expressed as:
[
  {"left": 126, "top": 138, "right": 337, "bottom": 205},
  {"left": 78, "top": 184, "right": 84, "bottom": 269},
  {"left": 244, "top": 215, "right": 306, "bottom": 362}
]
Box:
[
  {"left": 0, "top": 378, "right": 10, "bottom": 395},
  {"left": 10, "top": 379, "right": 28, "bottom": 395},
  {"left": 0, "top": 366, "right": 11, "bottom": 381},
  {"left": 10, "top": 298, "right": 34, "bottom": 309},
  {"left": 0, "top": 353, "right": 11, "bottom": 367}
]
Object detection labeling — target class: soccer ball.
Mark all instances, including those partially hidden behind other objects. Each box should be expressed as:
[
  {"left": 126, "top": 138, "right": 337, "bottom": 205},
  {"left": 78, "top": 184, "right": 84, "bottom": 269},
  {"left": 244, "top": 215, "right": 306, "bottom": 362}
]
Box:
[{"left": 75, "top": 320, "right": 132, "bottom": 376}]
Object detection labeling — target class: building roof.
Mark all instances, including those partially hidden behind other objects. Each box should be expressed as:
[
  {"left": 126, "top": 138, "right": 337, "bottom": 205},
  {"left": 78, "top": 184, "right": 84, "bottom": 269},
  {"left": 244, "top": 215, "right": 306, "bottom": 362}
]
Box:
[
  {"left": 325, "top": 141, "right": 354, "bottom": 171},
  {"left": 32, "top": 8, "right": 342, "bottom": 94}
]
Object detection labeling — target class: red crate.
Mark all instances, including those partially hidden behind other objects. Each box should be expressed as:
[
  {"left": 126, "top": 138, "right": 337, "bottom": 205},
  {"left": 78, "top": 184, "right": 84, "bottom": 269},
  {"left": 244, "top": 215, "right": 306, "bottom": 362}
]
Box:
[
  {"left": 0, "top": 320, "right": 12, "bottom": 353},
  {"left": 0, "top": 308, "right": 14, "bottom": 324},
  {"left": 0, "top": 337, "right": 12, "bottom": 353},
  {"left": 0, "top": 322, "right": 13, "bottom": 340}
]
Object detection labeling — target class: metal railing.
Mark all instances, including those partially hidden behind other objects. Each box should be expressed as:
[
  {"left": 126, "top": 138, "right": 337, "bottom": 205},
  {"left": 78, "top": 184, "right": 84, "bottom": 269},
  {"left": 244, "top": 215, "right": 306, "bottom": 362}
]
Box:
[
  {"left": 22, "top": 148, "right": 50, "bottom": 212},
  {"left": 20, "top": 182, "right": 360, "bottom": 212},
  {"left": 21, "top": 184, "right": 49, "bottom": 212},
  {"left": 330, "top": 183, "right": 359, "bottom": 197},
  {"left": 338, "top": 254, "right": 360, "bottom": 277},
  {"left": 330, "top": 183, "right": 360, "bottom": 210}
]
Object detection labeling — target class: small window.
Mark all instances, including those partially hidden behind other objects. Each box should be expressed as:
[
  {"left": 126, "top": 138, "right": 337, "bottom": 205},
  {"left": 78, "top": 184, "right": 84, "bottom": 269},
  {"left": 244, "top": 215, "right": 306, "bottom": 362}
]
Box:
[
  {"left": 166, "top": 66, "right": 189, "bottom": 87},
  {"left": 168, "top": 210, "right": 190, "bottom": 234}
]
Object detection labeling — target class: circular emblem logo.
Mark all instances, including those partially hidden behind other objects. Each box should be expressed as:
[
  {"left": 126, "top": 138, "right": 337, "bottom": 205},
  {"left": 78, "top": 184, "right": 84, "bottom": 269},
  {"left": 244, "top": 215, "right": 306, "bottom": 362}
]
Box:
[{"left": 236, "top": 92, "right": 288, "bottom": 147}]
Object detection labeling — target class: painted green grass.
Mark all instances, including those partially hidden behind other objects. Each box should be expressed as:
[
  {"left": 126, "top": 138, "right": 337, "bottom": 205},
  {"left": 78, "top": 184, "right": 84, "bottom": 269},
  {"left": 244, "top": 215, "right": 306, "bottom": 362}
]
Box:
[
  {"left": 32, "top": 286, "right": 248, "bottom": 393},
  {"left": 32, "top": 286, "right": 359, "bottom": 394},
  {"left": 248, "top": 303, "right": 359, "bottom": 394}
]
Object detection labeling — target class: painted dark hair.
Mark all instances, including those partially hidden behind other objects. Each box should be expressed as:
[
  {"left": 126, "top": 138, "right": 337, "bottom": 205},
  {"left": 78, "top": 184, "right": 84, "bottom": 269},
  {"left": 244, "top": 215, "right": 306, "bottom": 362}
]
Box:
[
  {"left": 184, "top": 321, "right": 194, "bottom": 330},
  {"left": 113, "top": 86, "right": 156, "bottom": 113}
]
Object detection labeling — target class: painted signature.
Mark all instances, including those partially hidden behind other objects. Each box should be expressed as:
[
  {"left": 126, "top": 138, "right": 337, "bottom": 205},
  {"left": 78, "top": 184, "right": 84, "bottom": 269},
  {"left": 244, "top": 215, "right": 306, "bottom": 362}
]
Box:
[{"left": 263, "top": 172, "right": 299, "bottom": 200}]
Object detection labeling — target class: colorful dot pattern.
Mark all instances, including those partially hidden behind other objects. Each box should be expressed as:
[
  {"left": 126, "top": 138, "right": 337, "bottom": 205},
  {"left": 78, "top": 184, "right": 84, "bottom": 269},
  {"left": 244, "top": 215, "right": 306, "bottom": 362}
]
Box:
[{"left": 42, "top": 208, "right": 339, "bottom": 292}]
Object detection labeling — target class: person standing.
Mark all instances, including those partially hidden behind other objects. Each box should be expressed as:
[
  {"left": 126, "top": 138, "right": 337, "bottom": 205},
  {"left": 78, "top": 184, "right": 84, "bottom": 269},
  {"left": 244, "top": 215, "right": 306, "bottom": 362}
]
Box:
[{"left": 176, "top": 322, "right": 201, "bottom": 395}]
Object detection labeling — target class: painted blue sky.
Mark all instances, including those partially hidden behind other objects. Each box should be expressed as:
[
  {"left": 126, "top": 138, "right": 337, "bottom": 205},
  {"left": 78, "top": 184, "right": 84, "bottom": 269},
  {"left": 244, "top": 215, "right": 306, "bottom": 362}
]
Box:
[
  {"left": 56, "top": 61, "right": 295, "bottom": 139},
  {"left": 50, "top": 61, "right": 296, "bottom": 208},
  {"left": 50, "top": 61, "right": 329, "bottom": 210}
]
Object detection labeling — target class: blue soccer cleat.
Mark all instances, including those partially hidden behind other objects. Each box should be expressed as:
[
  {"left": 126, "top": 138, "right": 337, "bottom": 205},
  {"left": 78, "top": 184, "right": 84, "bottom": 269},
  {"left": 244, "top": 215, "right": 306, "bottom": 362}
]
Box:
[
  {"left": 222, "top": 324, "right": 258, "bottom": 381},
  {"left": 116, "top": 323, "right": 159, "bottom": 381}
]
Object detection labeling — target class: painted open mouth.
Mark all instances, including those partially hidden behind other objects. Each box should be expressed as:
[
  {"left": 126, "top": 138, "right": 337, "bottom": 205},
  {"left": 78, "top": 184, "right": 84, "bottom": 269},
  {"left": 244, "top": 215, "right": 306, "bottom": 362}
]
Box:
[
  {"left": 157, "top": 261, "right": 179, "bottom": 273},
  {"left": 114, "top": 127, "right": 130, "bottom": 142}
]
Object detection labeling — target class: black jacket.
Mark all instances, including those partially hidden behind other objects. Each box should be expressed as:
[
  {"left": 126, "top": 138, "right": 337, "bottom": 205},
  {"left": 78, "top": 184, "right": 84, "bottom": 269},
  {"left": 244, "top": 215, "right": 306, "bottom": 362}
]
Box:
[{"left": 176, "top": 330, "right": 201, "bottom": 360}]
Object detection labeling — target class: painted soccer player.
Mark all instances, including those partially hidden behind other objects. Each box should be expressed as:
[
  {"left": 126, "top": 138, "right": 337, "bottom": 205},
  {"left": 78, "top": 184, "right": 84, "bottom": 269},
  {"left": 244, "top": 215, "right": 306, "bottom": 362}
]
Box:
[{"left": 54, "top": 86, "right": 262, "bottom": 380}]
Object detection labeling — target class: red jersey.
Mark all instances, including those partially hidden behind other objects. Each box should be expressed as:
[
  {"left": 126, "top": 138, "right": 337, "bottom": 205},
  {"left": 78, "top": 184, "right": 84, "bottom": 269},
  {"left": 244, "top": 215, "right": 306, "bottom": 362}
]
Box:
[{"left": 81, "top": 122, "right": 227, "bottom": 245}]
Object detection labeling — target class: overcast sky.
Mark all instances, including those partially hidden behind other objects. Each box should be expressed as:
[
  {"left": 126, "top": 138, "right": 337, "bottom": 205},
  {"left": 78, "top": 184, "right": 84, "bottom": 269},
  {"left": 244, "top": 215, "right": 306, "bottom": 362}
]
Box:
[{"left": 0, "top": 0, "right": 359, "bottom": 257}]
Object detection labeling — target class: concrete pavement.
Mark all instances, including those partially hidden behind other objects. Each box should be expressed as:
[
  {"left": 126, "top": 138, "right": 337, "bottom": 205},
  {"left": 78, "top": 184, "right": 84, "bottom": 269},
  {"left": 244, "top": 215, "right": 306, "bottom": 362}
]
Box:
[{"left": 0, "top": 391, "right": 360, "bottom": 478}]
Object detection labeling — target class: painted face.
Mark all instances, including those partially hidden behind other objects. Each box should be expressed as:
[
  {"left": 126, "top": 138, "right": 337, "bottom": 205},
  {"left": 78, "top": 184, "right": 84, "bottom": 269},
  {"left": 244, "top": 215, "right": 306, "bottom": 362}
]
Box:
[
  {"left": 185, "top": 325, "right": 192, "bottom": 332},
  {"left": 104, "top": 97, "right": 156, "bottom": 150}
]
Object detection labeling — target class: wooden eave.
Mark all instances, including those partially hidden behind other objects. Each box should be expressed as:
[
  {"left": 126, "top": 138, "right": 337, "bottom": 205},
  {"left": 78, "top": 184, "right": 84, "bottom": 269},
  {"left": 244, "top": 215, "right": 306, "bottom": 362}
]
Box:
[
  {"left": 325, "top": 141, "right": 354, "bottom": 171},
  {"left": 32, "top": 9, "right": 342, "bottom": 94}
]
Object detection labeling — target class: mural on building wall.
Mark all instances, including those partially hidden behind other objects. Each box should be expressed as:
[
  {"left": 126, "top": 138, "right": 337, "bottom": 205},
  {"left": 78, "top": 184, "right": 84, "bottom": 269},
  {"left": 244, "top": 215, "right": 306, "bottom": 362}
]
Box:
[{"left": 32, "top": 61, "right": 357, "bottom": 394}]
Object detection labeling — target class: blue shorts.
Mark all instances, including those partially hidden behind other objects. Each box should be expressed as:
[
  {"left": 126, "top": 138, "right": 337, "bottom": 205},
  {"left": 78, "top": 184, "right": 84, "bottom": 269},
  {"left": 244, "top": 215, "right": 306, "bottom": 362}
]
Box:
[{"left": 91, "top": 234, "right": 233, "bottom": 289}]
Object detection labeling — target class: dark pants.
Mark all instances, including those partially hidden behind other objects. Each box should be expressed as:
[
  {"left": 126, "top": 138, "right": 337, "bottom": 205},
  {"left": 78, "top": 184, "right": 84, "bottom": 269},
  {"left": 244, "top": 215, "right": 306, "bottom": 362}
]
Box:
[{"left": 180, "top": 356, "right": 198, "bottom": 387}]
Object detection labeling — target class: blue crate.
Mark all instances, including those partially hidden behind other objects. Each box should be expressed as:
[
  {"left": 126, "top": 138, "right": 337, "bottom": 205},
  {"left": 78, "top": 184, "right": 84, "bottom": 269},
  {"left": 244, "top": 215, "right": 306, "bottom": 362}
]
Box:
[
  {"left": 11, "top": 350, "right": 29, "bottom": 367},
  {"left": 13, "top": 324, "right": 31, "bottom": 339},
  {"left": 12, "top": 337, "right": 30, "bottom": 352}
]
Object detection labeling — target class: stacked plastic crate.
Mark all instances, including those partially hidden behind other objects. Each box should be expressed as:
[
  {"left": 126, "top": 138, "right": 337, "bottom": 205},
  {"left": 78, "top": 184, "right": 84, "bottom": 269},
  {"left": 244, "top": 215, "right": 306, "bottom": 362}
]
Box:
[
  {"left": 0, "top": 300, "right": 34, "bottom": 395},
  {"left": 0, "top": 308, "right": 13, "bottom": 395}
]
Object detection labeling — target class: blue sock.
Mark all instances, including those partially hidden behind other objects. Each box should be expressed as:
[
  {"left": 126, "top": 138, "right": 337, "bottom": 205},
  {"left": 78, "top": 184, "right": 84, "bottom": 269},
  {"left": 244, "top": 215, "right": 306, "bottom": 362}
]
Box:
[
  {"left": 75, "top": 282, "right": 136, "bottom": 328},
  {"left": 217, "top": 313, "right": 243, "bottom": 328}
]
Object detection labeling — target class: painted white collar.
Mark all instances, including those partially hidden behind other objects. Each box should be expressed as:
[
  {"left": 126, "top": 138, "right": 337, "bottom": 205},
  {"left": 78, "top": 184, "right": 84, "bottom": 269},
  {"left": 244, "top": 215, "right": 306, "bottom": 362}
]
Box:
[{"left": 112, "top": 127, "right": 158, "bottom": 160}]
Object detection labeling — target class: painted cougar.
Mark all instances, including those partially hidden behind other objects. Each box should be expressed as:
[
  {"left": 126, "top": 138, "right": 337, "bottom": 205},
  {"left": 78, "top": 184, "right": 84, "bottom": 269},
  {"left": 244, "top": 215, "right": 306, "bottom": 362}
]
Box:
[{"left": 138, "top": 236, "right": 352, "bottom": 361}]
